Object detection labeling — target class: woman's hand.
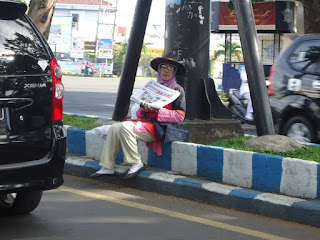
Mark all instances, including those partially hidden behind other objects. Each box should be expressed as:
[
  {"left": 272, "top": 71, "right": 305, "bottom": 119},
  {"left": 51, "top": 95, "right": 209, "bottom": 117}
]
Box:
[{"left": 143, "top": 104, "right": 157, "bottom": 112}]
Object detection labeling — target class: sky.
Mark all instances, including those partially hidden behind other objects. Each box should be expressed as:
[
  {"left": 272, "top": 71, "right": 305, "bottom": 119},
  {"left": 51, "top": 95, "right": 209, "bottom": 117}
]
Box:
[
  {"left": 116, "top": 0, "right": 165, "bottom": 29},
  {"left": 115, "top": 0, "right": 166, "bottom": 46}
]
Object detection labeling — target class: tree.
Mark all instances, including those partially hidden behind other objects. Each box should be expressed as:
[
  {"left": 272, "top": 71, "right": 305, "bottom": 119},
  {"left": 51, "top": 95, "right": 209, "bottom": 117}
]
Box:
[
  {"left": 113, "top": 39, "right": 158, "bottom": 77},
  {"left": 27, "top": 0, "right": 56, "bottom": 40},
  {"left": 139, "top": 45, "right": 159, "bottom": 77},
  {"left": 113, "top": 39, "right": 128, "bottom": 66},
  {"left": 227, "top": 0, "right": 320, "bottom": 34},
  {"left": 86, "top": 52, "right": 98, "bottom": 63},
  {"left": 212, "top": 41, "right": 242, "bottom": 62},
  {"left": 298, "top": 0, "right": 320, "bottom": 33}
]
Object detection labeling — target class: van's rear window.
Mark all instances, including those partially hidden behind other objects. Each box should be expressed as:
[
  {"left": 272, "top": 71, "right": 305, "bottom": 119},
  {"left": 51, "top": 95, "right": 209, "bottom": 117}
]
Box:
[{"left": 0, "top": 12, "right": 50, "bottom": 75}]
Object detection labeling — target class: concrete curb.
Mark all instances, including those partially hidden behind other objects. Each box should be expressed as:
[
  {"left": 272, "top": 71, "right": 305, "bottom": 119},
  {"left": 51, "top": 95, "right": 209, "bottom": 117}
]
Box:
[
  {"left": 65, "top": 125, "right": 320, "bottom": 200},
  {"left": 64, "top": 156, "right": 320, "bottom": 228}
]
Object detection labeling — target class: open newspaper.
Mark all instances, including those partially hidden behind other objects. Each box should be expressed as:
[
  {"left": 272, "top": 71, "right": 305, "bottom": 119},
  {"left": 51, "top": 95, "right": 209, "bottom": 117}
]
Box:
[{"left": 130, "top": 80, "right": 180, "bottom": 109}]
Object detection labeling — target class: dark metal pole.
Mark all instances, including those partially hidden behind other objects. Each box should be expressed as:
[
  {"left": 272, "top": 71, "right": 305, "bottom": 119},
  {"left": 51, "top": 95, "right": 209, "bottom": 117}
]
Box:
[
  {"left": 233, "top": 0, "right": 275, "bottom": 136},
  {"left": 165, "top": 0, "right": 210, "bottom": 119},
  {"left": 112, "top": 0, "right": 152, "bottom": 121}
]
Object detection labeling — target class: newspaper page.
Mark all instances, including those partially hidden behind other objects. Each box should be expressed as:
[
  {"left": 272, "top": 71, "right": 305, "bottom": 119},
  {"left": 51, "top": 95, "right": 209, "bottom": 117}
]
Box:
[{"left": 130, "top": 80, "right": 180, "bottom": 109}]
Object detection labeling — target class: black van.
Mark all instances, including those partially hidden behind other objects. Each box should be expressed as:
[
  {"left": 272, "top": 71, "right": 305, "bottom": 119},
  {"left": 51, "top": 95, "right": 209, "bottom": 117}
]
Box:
[
  {"left": 0, "top": 0, "right": 66, "bottom": 214},
  {"left": 269, "top": 34, "right": 320, "bottom": 143}
]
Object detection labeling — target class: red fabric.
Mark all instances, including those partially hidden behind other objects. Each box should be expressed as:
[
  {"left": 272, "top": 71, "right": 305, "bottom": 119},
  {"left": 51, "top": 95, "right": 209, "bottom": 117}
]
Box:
[
  {"left": 142, "top": 103, "right": 173, "bottom": 140},
  {"left": 141, "top": 103, "right": 173, "bottom": 156},
  {"left": 146, "top": 140, "right": 162, "bottom": 156}
]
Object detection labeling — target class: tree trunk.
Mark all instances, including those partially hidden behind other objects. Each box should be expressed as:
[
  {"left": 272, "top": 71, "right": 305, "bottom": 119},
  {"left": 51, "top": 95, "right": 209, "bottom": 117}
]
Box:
[
  {"left": 299, "top": 0, "right": 320, "bottom": 33},
  {"left": 27, "top": 0, "right": 56, "bottom": 40}
]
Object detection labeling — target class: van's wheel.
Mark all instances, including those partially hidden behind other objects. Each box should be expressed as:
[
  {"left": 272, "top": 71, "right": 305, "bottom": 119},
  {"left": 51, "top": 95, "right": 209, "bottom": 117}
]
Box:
[
  {"left": 283, "top": 116, "right": 314, "bottom": 143},
  {"left": 0, "top": 190, "right": 42, "bottom": 215}
]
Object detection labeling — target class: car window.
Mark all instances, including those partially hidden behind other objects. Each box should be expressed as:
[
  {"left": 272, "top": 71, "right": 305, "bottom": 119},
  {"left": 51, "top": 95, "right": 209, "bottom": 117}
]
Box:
[
  {"left": 0, "top": 10, "right": 50, "bottom": 76},
  {"left": 288, "top": 39, "right": 320, "bottom": 74}
]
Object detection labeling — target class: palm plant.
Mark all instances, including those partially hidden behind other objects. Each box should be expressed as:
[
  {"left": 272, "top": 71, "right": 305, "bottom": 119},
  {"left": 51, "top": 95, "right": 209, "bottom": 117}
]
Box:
[{"left": 212, "top": 41, "right": 243, "bottom": 62}]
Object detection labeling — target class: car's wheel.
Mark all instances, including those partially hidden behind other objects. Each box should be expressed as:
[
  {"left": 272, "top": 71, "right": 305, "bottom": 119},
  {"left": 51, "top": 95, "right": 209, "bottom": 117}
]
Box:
[
  {"left": 0, "top": 190, "right": 43, "bottom": 215},
  {"left": 283, "top": 116, "right": 315, "bottom": 143}
]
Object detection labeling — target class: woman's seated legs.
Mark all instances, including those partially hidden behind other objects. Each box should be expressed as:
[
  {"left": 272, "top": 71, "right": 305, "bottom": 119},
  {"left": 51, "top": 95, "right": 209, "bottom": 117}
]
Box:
[{"left": 99, "top": 121, "right": 155, "bottom": 171}]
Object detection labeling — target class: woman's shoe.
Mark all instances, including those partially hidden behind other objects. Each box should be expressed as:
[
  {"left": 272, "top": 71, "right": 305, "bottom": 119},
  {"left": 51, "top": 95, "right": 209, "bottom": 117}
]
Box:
[
  {"left": 89, "top": 168, "right": 115, "bottom": 178},
  {"left": 122, "top": 163, "right": 146, "bottom": 180}
]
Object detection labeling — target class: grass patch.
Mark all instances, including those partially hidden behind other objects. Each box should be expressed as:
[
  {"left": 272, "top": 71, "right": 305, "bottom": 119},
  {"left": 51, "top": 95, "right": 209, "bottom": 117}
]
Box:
[
  {"left": 211, "top": 136, "right": 320, "bottom": 163},
  {"left": 63, "top": 114, "right": 97, "bottom": 130}
]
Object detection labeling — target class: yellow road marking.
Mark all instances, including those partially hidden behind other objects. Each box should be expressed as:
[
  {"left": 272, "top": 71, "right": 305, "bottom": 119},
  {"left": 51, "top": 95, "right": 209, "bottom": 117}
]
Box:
[{"left": 60, "top": 186, "right": 292, "bottom": 240}]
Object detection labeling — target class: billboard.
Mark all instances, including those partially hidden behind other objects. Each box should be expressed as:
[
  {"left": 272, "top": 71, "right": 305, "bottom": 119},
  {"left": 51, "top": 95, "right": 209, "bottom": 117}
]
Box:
[
  {"left": 71, "top": 38, "right": 84, "bottom": 59},
  {"left": 98, "top": 39, "right": 113, "bottom": 59},
  {"left": 211, "top": 1, "right": 296, "bottom": 33},
  {"left": 48, "top": 16, "right": 72, "bottom": 53}
]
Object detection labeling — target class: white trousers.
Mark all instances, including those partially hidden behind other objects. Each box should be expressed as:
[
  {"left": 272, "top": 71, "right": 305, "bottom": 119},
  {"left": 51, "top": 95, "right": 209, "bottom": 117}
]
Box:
[
  {"left": 99, "top": 121, "right": 155, "bottom": 170},
  {"left": 242, "top": 92, "right": 253, "bottom": 116}
]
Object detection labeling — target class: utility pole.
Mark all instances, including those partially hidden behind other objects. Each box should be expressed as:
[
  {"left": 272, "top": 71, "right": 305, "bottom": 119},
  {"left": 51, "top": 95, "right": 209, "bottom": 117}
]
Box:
[
  {"left": 165, "top": 0, "right": 212, "bottom": 119},
  {"left": 95, "top": 0, "right": 103, "bottom": 58},
  {"left": 112, "top": 0, "right": 118, "bottom": 42},
  {"left": 233, "top": 0, "right": 275, "bottom": 136}
]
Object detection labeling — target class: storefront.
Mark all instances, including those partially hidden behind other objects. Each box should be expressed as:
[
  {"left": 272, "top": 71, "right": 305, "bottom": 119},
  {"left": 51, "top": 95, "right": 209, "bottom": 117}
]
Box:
[{"left": 211, "top": 0, "right": 297, "bottom": 94}]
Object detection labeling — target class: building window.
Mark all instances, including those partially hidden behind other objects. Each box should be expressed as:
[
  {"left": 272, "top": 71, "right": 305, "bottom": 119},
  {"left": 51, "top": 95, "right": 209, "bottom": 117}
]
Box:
[{"left": 72, "top": 14, "right": 79, "bottom": 31}]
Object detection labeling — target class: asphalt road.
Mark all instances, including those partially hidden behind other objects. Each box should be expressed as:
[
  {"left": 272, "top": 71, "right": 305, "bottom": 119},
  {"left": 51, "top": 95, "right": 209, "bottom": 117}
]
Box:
[
  {"left": 63, "top": 75, "right": 257, "bottom": 135},
  {"left": 63, "top": 75, "right": 150, "bottom": 118},
  {"left": 1, "top": 175, "right": 318, "bottom": 240}
]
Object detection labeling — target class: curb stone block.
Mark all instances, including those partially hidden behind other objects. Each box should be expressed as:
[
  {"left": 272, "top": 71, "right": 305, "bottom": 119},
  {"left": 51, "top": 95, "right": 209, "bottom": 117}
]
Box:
[
  {"left": 223, "top": 149, "right": 253, "bottom": 188},
  {"left": 281, "top": 158, "right": 318, "bottom": 199},
  {"left": 252, "top": 153, "right": 283, "bottom": 193},
  {"left": 137, "top": 141, "right": 149, "bottom": 165},
  {"left": 85, "top": 131, "right": 105, "bottom": 160},
  {"left": 67, "top": 127, "right": 86, "bottom": 155},
  {"left": 172, "top": 142, "right": 197, "bottom": 176},
  {"left": 147, "top": 143, "right": 172, "bottom": 170},
  {"left": 197, "top": 145, "right": 223, "bottom": 182}
]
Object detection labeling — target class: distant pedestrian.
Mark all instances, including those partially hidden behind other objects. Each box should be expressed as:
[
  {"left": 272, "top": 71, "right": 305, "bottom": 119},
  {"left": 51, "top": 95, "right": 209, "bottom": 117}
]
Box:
[{"left": 239, "top": 65, "right": 253, "bottom": 120}]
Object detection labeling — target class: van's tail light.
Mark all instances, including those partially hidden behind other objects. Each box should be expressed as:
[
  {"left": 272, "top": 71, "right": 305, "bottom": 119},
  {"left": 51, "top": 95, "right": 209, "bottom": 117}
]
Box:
[
  {"left": 268, "top": 65, "right": 275, "bottom": 96},
  {"left": 50, "top": 58, "right": 64, "bottom": 121}
]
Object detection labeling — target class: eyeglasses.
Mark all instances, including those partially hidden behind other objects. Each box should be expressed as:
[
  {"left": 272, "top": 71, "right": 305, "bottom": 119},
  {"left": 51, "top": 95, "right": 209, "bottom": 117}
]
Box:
[{"left": 160, "top": 64, "right": 175, "bottom": 71}]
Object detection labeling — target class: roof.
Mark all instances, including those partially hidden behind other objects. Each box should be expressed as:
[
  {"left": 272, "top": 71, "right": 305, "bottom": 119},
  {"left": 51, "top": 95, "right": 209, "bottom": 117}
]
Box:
[{"left": 56, "top": 0, "right": 112, "bottom": 6}]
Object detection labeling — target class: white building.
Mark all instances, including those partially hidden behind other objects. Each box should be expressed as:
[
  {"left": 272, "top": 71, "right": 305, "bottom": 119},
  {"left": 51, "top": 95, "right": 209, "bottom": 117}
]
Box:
[
  {"left": 49, "top": 0, "right": 166, "bottom": 59},
  {"left": 49, "top": 0, "right": 118, "bottom": 59}
]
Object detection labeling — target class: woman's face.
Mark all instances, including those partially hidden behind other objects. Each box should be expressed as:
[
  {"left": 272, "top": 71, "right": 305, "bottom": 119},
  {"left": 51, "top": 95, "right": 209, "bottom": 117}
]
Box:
[{"left": 159, "top": 63, "right": 176, "bottom": 81}]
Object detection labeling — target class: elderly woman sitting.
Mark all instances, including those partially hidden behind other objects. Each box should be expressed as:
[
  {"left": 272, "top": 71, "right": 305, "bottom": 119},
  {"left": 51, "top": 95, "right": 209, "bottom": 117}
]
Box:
[{"left": 90, "top": 52, "right": 186, "bottom": 180}]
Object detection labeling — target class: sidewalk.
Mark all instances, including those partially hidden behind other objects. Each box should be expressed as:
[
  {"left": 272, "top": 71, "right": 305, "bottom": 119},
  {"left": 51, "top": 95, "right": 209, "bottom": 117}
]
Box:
[{"left": 64, "top": 154, "right": 320, "bottom": 228}]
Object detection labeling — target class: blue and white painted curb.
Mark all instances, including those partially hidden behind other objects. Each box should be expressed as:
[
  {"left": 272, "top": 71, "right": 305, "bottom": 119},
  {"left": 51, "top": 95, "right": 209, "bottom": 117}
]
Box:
[{"left": 65, "top": 125, "right": 320, "bottom": 200}]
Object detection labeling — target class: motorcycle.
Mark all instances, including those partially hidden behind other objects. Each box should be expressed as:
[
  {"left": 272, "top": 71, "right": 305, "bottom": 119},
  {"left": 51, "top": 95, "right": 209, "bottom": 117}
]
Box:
[
  {"left": 81, "top": 66, "right": 94, "bottom": 77},
  {"left": 227, "top": 80, "right": 271, "bottom": 125},
  {"left": 227, "top": 88, "right": 255, "bottom": 125}
]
